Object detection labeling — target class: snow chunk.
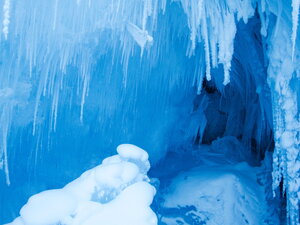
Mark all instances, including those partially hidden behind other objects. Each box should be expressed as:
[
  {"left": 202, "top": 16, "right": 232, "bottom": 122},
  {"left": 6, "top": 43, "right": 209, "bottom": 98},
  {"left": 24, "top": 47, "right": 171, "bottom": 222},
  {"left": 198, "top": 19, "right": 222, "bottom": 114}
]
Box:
[{"left": 117, "top": 144, "right": 149, "bottom": 163}]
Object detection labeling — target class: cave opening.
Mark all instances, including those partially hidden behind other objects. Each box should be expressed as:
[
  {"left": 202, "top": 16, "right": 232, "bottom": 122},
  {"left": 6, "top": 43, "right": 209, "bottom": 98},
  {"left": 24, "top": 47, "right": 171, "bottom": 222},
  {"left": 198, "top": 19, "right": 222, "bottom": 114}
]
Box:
[{"left": 149, "top": 11, "right": 278, "bottom": 224}]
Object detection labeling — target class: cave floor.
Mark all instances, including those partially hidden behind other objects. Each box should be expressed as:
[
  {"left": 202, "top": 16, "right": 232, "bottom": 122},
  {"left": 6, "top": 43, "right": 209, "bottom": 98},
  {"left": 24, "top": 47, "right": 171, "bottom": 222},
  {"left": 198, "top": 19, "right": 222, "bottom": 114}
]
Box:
[{"left": 150, "top": 142, "right": 278, "bottom": 225}]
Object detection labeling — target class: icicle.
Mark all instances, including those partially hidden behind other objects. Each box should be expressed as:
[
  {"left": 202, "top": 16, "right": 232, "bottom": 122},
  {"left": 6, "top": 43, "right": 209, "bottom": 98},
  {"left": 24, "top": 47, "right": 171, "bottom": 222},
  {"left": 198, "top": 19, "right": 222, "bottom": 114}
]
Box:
[
  {"left": 3, "top": 125, "right": 10, "bottom": 186},
  {"left": 2, "top": 0, "right": 10, "bottom": 40},
  {"left": 196, "top": 62, "right": 204, "bottom": 94},
  {"left": 51, "top": 89, "right": 59, "bottom": 132},
  {"left": 223, "top": 67, "right": 230, "bottom": 86},
  {"left": 258, "top": 0, "right": 267, "bottom": 37},
  {"left": 209, "top": 35, "right": 217, "bottom": 68},
  {"left": 219, "top": 14, "right": 236, "bottom": 86},
  {"left": 0, "top": 105, "right": 11, "bottom": 186},
  {"left": 291, "top": 0, "right": 300, "bottom": 60},
  {"left": 80, "top": 73, "right": 89, "bottom": 123},
  {"left": 125, "top": 0, "right": 154, "bottom": 57},
  {"left": 142, "top": 0, "right": 152, "bottom": 31},
  {"left": 201, "top": 10, "right": 211, "bottom": 81},
  {"left": 180, "top": 0, "right": 203, "bottom": 54},
  {"left": 161, "top": 0, "right": 167, "bottom": 14},
  {"left": 273, "top": 0, "right": 282, "bottom": 38},
  {"left": 53, "top": 0, "right": 59, "bottom": 30},
  {"left": 32, "top": 90, "right": 41, "bottom": 136}
]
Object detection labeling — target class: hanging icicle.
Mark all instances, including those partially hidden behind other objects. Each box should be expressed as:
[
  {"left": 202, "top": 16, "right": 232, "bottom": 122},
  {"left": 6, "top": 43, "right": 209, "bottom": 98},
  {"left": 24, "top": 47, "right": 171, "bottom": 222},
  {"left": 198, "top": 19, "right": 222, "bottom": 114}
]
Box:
[
  {"left": 2, "top": 0, "right": 10, "bottom": 40},
  {"left": 291, "top": 0, "right": 300, "bottom": 60}
]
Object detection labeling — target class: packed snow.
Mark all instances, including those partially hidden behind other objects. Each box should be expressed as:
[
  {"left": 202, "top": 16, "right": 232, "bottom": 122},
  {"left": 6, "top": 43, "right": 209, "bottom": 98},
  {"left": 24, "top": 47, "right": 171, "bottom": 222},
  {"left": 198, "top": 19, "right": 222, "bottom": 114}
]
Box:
[
  {"left": 150, "top": 137, "right": 277, "bottom": 225},
  {"left": 160, "top": 163, "right": 267, "bottom": 225},
  {"left": 5, "top": 144, "right": 157, "bottom": 225}
]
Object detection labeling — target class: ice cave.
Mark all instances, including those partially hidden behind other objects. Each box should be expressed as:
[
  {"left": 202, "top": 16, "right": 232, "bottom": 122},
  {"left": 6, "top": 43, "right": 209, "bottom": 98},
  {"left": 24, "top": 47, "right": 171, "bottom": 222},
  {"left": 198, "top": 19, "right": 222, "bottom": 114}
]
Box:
[{"left": 0, "top": 0, "right": 299, "bottom": 224}]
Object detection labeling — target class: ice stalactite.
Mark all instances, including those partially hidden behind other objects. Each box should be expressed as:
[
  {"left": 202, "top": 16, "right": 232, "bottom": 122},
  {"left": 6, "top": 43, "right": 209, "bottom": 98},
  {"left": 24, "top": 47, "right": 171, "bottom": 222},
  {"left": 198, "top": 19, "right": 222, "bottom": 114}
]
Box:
[
  {"left": 52, "top": 0, "right": 59, "bottom": 31},
  {"left": 2, "top": 0, "right": 10, "bottom": 40},
  {"left": 218, "top": 13, "right": 236, "bottom": 85},
  {"left": 179, "top": 0, "right": 255, "bottom": 85},
  {"left": 126, "top": 0, "right": 155, "bottom": 57},
  {"left": 201, "top": 9, "right": 211, "bottom": 82},
  {"left": 179, "top": 0, "right": 203, "bottom": 54},
  {"left": 0, "top": 105, "right": 11, "bottom": 186},
  {"left": 292, "top": 0, "right": 300, "bottom": 60}
]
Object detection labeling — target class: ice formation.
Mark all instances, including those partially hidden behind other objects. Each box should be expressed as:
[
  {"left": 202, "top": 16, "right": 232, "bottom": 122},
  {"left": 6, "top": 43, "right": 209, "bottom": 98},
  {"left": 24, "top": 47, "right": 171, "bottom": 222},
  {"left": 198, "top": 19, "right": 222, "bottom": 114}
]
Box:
[
  {"left": 0, "top": 0, "right": 299, "bottom": 224},
  {"left": 179, "top": 0, "right": 255, "bottom": 85},
  {"left": 5, "top": 144, "right": 157, "bottom": 225}
]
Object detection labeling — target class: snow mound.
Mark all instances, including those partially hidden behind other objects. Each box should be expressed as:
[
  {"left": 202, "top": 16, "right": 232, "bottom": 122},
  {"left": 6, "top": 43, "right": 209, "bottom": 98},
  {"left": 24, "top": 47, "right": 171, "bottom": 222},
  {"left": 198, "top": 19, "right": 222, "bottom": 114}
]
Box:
[
  {"left": 6, "top": 144, "right": 157, "bottom": 225},
  {"left": 161, "top": 163, "right": 267, "bottom": 225}
]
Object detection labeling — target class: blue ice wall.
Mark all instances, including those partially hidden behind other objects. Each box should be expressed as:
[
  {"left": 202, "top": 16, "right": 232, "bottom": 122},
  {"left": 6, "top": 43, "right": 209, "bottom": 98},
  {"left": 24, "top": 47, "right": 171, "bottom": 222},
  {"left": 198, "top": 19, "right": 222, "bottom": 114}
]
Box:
[
  {"left": 0, "top": 2, "right": 203, "bottom": 222},
  {"left": 0, "top": 0, "right": 299, "bottom": 224}
]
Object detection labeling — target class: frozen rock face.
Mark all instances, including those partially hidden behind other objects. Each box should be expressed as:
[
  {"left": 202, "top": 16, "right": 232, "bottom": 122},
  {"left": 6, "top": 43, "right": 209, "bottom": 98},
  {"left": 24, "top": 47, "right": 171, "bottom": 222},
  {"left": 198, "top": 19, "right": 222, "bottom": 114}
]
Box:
[{"left": 6, "top": 144, "right": 157, "bottom": 225}]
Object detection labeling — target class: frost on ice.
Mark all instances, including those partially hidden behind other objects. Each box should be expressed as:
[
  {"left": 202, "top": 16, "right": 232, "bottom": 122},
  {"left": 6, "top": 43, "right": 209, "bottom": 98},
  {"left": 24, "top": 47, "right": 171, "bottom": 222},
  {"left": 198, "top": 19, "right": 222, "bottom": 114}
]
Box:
[{"left": 6, "top": 144, "right": 157, "bottom": 225}]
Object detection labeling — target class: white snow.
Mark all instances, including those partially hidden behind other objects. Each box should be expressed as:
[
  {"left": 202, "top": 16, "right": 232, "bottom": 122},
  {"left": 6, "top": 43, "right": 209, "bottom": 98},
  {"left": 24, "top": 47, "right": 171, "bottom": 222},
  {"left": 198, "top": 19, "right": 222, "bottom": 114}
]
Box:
[
  {"left": 117, "top": 144, "right": 149, "bottom": 162},
  {"left": 80, "top": 182, "right": 157, "bottom": 225},
  {"left": 19, "top": 189, "right": 77, "bottom": 225},
  {"left": 6, "top": 144, "right": 157, "bottom": 225},
  {"left": 94, "top": 161, "right": 139, "bottom": 188},
  {"left": 161, "top": 161, "right": 268, "bottom": 225}
]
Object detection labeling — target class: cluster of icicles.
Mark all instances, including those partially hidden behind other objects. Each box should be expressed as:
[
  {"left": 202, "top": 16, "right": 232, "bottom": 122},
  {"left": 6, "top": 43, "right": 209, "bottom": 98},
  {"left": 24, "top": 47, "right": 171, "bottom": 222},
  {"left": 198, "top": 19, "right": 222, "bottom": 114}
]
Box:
[{"left": 0, "top": 0, "right": 299, "bottom": 224}]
